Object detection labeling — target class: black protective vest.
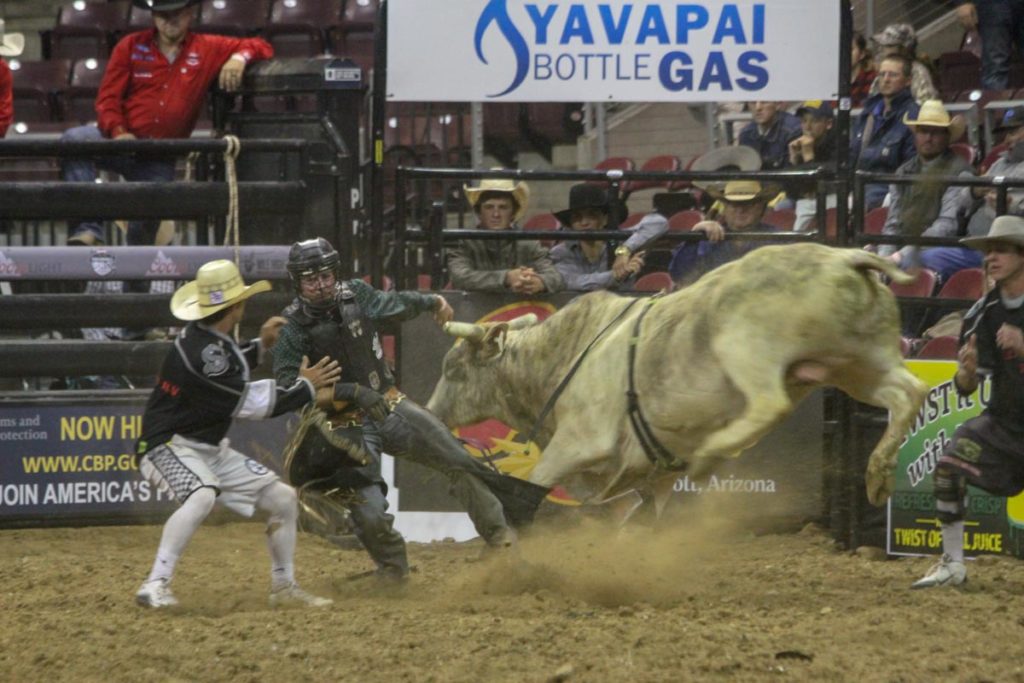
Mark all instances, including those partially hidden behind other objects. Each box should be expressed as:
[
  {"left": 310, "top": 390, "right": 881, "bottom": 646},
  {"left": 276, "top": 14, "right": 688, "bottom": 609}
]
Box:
[{"left": 285, "top": 282, "right": 395, "bottom": 392}]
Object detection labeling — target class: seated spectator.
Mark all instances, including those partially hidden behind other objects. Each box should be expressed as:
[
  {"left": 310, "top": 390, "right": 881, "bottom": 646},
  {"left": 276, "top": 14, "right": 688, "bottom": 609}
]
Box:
[
  {"left": 869, "top": 23, "right": 938, "bottom": 104},
  {"left": 851, "top": 31, "right": 877, "bottom": 108},
  {"left": 668, "top": 180, "right": 782, "bottom": 286},
  {"left": 787, "top": 100, "right": 837, "bottom": 231},
  {"left": 0, "top": 20, "right": 24, "bottom": 138},
  {"left": 688, "top": 145, "right": 762, "bottom": 214},
  {"left": 737, "top": 101, "right": 802, "bottom": 171},
  {"left": 851, "top": 54, "right": 920, "bottom": 210},
  {"left": 549, "top": 184, "right": 666, "bottom": 291},
  {"left": 940, "top": 107, "right": 1024, "bottom": 278},
  {"left": 448, "top": 176, "right": 564, "bottom": 294},
  {"left": 63, "top": 0, "right": 273, "bottom": 247},
  {"left": 877, "top": 100, "right": 974, "bottom": 279}
]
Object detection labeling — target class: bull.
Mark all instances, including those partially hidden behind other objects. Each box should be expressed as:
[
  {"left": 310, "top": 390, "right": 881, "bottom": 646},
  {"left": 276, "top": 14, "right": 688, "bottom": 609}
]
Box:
[{"left": 427, "top": 243, "right": 928, "bottom": 512}]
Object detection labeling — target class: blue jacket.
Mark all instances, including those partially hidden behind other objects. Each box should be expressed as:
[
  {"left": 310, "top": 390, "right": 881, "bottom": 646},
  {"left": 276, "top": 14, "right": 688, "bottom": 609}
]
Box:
[
  {"left": 738, "top": 112, "right": 802, "bottom": 170},
  {"left": 668, "top": 223, "right": 782, "bottom": 284},
  {"left": 851, "top": 89, "right": 920, "bottom": 208}
]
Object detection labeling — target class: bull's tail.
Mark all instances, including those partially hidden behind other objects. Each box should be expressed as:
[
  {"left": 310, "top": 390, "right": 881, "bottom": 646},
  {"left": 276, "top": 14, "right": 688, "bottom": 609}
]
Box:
[{"left": 842, "top": 248, "right": 916, "bottom": 285}]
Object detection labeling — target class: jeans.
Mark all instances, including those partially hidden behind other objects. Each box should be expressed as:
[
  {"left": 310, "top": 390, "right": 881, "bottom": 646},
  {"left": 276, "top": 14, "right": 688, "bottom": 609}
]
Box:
[
  {"left": 62, "top": 125, "right": 176, "bottom": 249},
  {"left": 977, "top": 0, "right": 1024, "bottom": 90},
  {"left": 919, "top": 247, "right": 984, "bottom": 284}
]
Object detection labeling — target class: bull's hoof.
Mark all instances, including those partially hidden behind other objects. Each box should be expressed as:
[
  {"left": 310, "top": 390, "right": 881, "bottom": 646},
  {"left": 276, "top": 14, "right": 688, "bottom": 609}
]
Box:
[{"left": 865, "top": 473, "right": 893, "bottom": 507}]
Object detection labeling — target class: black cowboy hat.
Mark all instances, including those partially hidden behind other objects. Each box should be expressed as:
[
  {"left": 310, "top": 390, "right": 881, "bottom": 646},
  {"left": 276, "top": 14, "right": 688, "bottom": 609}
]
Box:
[
  {"left": 554, "top": 183, "right": 626, "bottom": 226},
  {"left": 132, "top": 0, "right": 200, "bottom": 11}
]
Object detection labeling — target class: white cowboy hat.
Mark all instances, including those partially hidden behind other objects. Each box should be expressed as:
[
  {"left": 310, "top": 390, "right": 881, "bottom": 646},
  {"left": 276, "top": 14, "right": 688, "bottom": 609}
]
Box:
[
  {"left": 463, "top": 173, "right": 530, "bottom": 221},
  {"left": 0, "top": 20, "right": 25, "bottom": 58},
  {"left": 903, "top": 100, "right": 966, "bottom": 142},
  {"left": 689, "top": 146, "right": 762, "bottom": 173},
  {"left": 170, "top": 259, "right": 271, "bottom": 321},
  {"left": 961, "top": 215, "right": 1024, "bottom": 251},
  {"left": 698, "top": 179, "right": 780, "bottom": 203}
]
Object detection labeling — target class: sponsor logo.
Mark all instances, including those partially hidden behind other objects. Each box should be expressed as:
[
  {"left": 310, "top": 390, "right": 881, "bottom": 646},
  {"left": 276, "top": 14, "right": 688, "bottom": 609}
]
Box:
[
  {"left": 90, "top": 250, "right": 116, "bottom": 276},
  {"left": 472, "top": 0, "right": 770, "bottom": 97},
  {"left": 146, "top": 250, "right": 182, "bottom": 277},
  {"left": 0, "top": 251, "right": 24, "bottom": 277},
  {"left": 186, "top": 53, "right": 200, "bottom": 67},
  {"left": 200, "top": 343, "right": 230, "bottom": 376},
  {"left": 133, "top": 71, "right": 154, "bottom": 79},
  {"left": 245, "top": 458, "right": 270, "bottom": 476}
]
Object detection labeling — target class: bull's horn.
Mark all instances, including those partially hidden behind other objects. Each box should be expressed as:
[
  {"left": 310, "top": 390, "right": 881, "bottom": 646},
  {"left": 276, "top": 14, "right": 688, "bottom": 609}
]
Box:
[
  {"left": 444, "top": 321, "right": 486, "bottom": 341},
  {"left": 505, "top": 313, "right": 539, "bottom": 330}
]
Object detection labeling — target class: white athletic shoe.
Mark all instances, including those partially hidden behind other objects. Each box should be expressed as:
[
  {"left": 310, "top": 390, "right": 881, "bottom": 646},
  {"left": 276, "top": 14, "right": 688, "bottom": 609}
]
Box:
[
  {"left": 135, "top": 578, "right": 179, "bottom": 608},
  {"left": 911, "top": 554, "right": 967, "bottom": 589},
  {"left": 269, "top": 583, "right": 333, "bottom": 608}
]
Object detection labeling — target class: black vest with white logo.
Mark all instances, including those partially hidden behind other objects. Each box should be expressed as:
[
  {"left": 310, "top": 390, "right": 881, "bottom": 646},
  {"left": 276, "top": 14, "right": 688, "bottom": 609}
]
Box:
[{"left": 285, "top": 282, "right": 394, "bottom": 392}]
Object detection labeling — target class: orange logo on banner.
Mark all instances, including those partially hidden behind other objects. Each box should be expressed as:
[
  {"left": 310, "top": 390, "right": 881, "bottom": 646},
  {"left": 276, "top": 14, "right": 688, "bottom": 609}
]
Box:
[{"left": 453, "top": 301, "right": 578, "bottom": 505}]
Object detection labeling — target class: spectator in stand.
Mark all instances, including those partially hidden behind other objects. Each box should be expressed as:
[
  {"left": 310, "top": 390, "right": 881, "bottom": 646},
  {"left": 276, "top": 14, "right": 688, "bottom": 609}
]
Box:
[
  {"left": 787, "top": 100, "right": 837, "bottom": 232},
  {"left": 737, "top": 101, "right": 802, "bottom": 171},
  {"left": 549, "top": 184, "right": 665, "bottom": 291},
  {"left": 668, "top": 180, "right": 782, "bottom": 286},
  {"left": 448, "top": 176, "right": 564, "bottom": 294},
  {"left": 851, "top": 54, "right": 921, "bottom": 210},
  {"left": 851, "top": 31, "right": 877, "bottom": 108},
  {"left": 869, "top": 23, "right": 938, "bottom": 104},
  {"left": 0, "top": 20, "right": 24, "bottom": 138},
  {"left": 955, "top": 0, "right": 1024, "bottom": 90},
  {"left": 936, "top": 107, "right": 1024, "bottom": 277},
  {"left": 877, "top": 100, "right": 974, "bottom": 279},
  {"left": 63, "top": 0, "right": 273, "bottom": 247}
]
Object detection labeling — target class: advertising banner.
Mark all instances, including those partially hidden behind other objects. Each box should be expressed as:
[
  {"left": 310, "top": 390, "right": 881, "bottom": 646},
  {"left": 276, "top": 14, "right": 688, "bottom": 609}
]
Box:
[
  {"left": 387, "top": 0, "right": 841, "bottom": 102},
  {"left": 887, "top": 360, "right": 1024, "bottom": 558}
]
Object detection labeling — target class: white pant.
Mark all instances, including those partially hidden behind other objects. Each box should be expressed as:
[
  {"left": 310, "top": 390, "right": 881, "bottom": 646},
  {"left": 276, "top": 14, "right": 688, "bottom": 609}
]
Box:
[{"left": 140, "top": 434, "right": 280, "bottom": 517}]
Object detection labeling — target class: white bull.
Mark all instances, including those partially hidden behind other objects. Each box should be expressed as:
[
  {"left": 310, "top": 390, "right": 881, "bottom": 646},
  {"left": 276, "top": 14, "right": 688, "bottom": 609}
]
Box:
[{"left": 427, "top": 243, "right": 928, "bottom": 510}]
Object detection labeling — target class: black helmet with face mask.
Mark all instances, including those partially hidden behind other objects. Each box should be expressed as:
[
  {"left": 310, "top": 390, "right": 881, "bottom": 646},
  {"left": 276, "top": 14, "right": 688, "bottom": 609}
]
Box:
[{"left": 287, "top": 238, "right": 340, "bottom": 311}]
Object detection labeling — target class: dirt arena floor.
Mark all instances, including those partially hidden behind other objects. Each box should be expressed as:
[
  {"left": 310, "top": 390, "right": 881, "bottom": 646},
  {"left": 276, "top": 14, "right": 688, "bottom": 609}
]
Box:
[{"left": 4, "top": 497, "right": 1024, "bottom": 683}]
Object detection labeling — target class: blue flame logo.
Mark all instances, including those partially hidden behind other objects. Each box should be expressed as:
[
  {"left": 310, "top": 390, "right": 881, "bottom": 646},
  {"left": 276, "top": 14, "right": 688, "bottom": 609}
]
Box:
[{"left": 474, "top": 0, "right": 530, "bottom": 97}]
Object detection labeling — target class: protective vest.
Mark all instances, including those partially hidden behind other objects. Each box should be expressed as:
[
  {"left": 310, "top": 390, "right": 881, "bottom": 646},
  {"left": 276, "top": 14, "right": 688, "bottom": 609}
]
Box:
[{"left": 285, "top": 282, "right": 395, "bottom": 392}]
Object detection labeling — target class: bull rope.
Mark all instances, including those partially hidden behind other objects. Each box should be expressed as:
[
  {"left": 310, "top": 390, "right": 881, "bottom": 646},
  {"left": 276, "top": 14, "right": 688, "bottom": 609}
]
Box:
[
  {"left": 221, "top": 134, "right": 242, "bottom": 340},
  {"left": 522, "top": 297, "right": 643, "bottom": 449}
]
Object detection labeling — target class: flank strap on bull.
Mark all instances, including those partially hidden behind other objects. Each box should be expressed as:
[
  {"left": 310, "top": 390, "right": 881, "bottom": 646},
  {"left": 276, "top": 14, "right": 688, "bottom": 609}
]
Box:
[
  {"left": 523, "top": 297, "right": 643, "bottom": 448},
  {"left": 627, "top": 296, "right": 687, "bottom": 471}
]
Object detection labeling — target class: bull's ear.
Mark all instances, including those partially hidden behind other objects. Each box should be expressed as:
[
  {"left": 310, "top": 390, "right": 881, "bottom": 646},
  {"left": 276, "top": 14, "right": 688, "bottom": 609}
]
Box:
[{"left": 478, "top": 323, "right": 508, "bottom": 360}]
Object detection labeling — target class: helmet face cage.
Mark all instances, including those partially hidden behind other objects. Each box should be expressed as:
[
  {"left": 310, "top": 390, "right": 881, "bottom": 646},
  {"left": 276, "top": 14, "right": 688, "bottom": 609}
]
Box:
[{"left": 287, "top": 238, "right": 341, "bottom": 303}]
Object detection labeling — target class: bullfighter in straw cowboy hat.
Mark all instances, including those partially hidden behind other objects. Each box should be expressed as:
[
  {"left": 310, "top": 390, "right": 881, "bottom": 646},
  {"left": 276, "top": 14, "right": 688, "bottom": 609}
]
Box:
[
  {"left": 133, "top": 259, "right": 342, "bottom": 609},
  {"left": 448, "top": 172, "right": 565, "bottom": 294},
  {"left": 913, "top": 215, "right": 1024, "bottom": 590}
]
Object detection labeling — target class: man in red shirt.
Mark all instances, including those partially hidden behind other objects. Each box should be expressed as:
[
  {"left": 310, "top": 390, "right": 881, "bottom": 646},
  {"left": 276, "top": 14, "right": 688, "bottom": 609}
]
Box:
[
  {"left": 64, "top": 0, "right": 273, "bottom": 246},
  {"left": 0, "top": 20, "right": 26, "bottom": 138}
]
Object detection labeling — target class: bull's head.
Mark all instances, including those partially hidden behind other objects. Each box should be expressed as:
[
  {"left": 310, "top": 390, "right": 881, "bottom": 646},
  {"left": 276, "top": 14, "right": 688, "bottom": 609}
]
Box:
[{"left": 426, "top": 314, "right": 538, "bottom": 428}]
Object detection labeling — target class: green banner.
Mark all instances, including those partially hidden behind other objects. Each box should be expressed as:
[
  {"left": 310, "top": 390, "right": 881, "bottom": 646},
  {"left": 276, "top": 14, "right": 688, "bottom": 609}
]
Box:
[{"left": 888, "top": 360, "right": 1024, "bottom": 557}]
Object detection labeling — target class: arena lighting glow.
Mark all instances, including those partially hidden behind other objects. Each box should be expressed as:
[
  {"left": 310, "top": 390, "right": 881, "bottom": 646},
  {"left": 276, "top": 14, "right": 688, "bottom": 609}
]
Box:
[
  {"left": 85, "top": 58, "right": 98, "bottom": 70},
  {"left": 8, "top": 59, "right": 19, "bottom": 70},
  {"left": 13, "top": 122, "right": 27, "bottom": 134},
  {"left": 73, "top": 0, "right": 87, "bottom": 11},
  {"left": 969, "top": 89, "right": 982, "bottom": 102},
  {"left": 214, "top": 0, "right": 227, "bottom": 9}
]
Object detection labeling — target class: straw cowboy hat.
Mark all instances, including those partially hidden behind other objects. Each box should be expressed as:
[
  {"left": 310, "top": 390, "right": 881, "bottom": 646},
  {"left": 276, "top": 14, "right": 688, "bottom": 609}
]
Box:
[
  {"left": 903, "top": 100, "right": 966, "bottom": 142},
  {"left": 961, "top": 215, "right": 1024, "bottom": 251},
  {"left": 0, "top": 20, "right": 25, "bottom": 58},
  {"left": 170, "top": 259, "right": 271, "bottom": 321},
  {"left": 132, "top": 0, "right": 200, "bottom": 10},
  {"left": 689, "top": 146, "right": 762, "bottom": 173},
  {"left": 698, "top": 179, "right": 780, "bottom": 203},
  {"left": 463, "top": 175, "right": 531, "bottom": 221}
]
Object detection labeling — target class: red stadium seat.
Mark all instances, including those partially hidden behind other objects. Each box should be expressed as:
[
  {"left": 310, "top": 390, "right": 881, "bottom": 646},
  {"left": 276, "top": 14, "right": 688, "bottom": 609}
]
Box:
[
  {"left": 938, "top": 51, "right": 981, "bottom": 96},
  {"left": 619, "top": 212, "right": 647, "bottom": 229},
  {"left": 265, "top": 0, "right": 343, "bottom": 57},
  {"left": 667, "top": 209, "right": 703, "bottom": 232},
  {"left": 622, "top": 155, "right": 681, "bottom": 195},
  {"left": 634, "top": 271, "right": 674, "bottom": 292},
  {"left": 937, "top": 267, "right": 985, "bottom": 300},
  {"left": 763, "top": 208, "right": 796, "bottom": 230},
  {"left": 863, "top": 206, "right": 888, "bottom": 235},
  {"left": 196, "top": 0, "right": 271, "bottom": 36},
  {"left": 49, "top": 1, "right": 129, "bottom": 60},
  {"left": 807, "top": 207, "right": 839, "bottom": 239},
  {"left": 10, "top": 59, "right": 72, "bottom": 122},
  {"left": 361, "top": 274, "right": 394, "bottom": 290},
  {"left": 979, "top": 144, "right": 1008, "bottom": 174},
  {"left": 949, "top": 142, "right": 977, "bottom": 166},
  {"left": 588, "top": 156, "right": 635, "bottom": 188},
  {"left": 62, "top": 58, "right": 108, "bottom": 124},
  {"left": 889, "top": 269, "right": 937, "bottom": 298},
  {"left": 522, "top": 213, "right": 561, "bottom": 231},
  {"left": 916, "top": 335, "right": 959, "bottom": 360}
]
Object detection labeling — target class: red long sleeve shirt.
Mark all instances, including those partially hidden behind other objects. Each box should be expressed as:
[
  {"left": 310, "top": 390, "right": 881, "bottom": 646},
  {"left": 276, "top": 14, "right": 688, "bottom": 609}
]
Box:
[
  {"left": 95, "top": 29, "right": 272, "bottom": 139},
  {"left": 0, "top": 60, "right": 13, "bottom": 137}
]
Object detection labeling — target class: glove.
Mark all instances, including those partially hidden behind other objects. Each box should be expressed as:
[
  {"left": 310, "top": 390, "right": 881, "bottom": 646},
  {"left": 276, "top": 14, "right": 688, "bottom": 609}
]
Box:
[{"left": 334, "top": 383, "right": 390, "bottom": 423}]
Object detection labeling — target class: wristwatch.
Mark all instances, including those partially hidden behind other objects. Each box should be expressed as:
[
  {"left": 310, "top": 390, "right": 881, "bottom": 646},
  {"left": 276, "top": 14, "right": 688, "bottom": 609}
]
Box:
[{"left": 614, "top": 245, "right": 631, "bottom": 257}]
